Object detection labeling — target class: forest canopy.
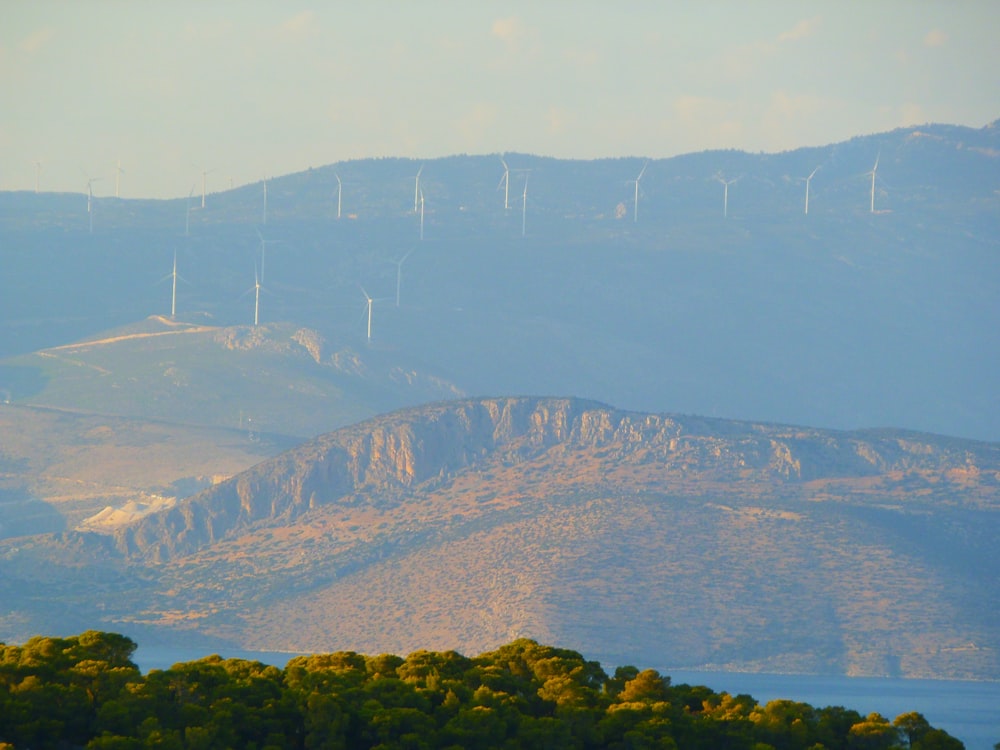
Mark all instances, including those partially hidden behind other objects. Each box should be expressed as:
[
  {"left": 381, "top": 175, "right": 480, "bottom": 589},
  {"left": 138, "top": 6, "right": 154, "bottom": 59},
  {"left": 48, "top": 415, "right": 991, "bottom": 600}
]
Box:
[{"left": 0, "top": 631, "right": 965, "bottom": 750}]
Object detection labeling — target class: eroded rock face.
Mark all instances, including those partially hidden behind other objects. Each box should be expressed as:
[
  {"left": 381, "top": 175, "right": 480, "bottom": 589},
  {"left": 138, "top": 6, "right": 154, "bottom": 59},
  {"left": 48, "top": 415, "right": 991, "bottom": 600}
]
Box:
[{"left": 110, "top": 397, "right": 1000, "bottom": 563}]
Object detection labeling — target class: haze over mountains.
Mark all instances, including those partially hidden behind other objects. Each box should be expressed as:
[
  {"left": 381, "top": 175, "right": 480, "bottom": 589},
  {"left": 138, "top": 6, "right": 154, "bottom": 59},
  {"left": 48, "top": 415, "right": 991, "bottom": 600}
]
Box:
[
  {"left": 2, "top": 120, "right": 998, "bottom": 441},
  {"left": 0, "top": 121, "right": 998, "bottom": 681}
]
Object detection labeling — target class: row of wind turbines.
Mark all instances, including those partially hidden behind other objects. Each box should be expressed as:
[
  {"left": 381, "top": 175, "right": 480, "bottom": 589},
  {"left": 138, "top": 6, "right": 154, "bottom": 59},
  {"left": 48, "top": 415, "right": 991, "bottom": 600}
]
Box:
[
  {"left": 69, "top": 149, "right": 887, "bottom": 237},
  {"left": 162, "top": 226, "right": 414, "bottom": 342},
  {"left": 158, "top": 150, "right": 886, "bottom": 337}
]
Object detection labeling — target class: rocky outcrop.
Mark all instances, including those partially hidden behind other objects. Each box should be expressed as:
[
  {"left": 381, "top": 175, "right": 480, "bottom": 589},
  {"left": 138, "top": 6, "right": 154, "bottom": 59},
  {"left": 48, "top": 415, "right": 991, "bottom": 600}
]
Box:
[{"left": 110, "top": 397, "right": 1000, "bottom": 563}]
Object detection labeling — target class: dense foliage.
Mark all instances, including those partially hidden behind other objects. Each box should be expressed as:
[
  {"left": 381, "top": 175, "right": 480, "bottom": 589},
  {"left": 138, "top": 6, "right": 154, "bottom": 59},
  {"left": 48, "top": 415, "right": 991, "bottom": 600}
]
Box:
[{"left": 0, "top": 631, "right": 965, "bottom": 750}]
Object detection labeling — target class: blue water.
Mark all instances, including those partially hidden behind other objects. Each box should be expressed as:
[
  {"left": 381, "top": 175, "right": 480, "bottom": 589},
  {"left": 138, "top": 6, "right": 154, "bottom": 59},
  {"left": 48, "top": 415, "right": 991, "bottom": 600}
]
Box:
[
  {"left": 134, "top": 647, "right": 998, "bottom": 750},
  {"left": 666, "top": 669, "right": 999, "bottom": 750}
]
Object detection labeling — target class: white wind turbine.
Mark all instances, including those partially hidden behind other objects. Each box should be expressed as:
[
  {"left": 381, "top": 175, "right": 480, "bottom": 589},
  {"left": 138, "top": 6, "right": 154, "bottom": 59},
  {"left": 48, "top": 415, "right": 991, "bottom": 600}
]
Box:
[
  {"left": 195, "top": 166, "right": 215, "bottom": 208},
  {"left": 419, "top": 189, "right": 425, "bottom": 241},
  {"left": 521, "top": 172, "right": 529, "bottom": 238},
  {"left": 358, "top": 286, "right": 389, "bottom": 341},
  {"left": 803, "top": 166, "right": 820, "bottom": 215},
  {"left": 867, "top": 152, "right": 880, "bottom": 213},
  {"left": 84, "top": 173, "right": 101, "bottom": 233},
  {"left": 715, "top": 174, "right": 738, "bottom": 219},
  {"left": 392, "top": 250, "right": 414, "bottom": 307},
  {"left": 242, "top": 265, "right": 263, "bottom": 327},
  {"left": 262, "top": 177, "right": 268, "bottom": 225},
  {"left": 497, "top": 157, "right": 511, "bottom": 210},
  {"left": 629, "top": 160, "right": 649, "bottom": 223},
  {"left": 256, "top": 229, "right": 283, "bottom": 285},
  {"left": 158, "top": 251, "right": 186, "bottom": 318},
  {"left": 334, "top": 173, "right": 342, "bottom": 219},
  {"left": 35, "top": 161, "right": 42, "bottom": 193},
  {"left": 413, "top": 164, "right": 424, "bottom": 213}
]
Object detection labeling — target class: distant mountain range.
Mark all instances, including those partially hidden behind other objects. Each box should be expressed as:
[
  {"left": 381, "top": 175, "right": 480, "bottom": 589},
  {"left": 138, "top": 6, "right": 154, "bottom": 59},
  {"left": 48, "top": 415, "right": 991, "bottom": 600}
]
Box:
[
  {"left": 4, "top": 397, "right": 998, "bottom": 679},
  {"left": 0, "top": 122, "right": 997, "bottom": 681},
  {"left": 1, "top": 120, "right": 998, "bottom": 442}
]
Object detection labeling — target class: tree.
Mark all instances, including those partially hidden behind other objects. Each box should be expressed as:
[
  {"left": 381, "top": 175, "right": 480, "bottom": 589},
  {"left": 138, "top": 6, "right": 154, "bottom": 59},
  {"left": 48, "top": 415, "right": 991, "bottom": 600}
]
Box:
[{"left": 894, "top": 712, "right": 931, "bottom": 748}]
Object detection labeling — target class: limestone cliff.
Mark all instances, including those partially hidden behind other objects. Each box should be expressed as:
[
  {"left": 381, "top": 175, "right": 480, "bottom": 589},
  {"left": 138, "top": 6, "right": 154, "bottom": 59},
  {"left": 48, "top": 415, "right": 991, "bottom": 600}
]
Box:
[{"left": 111, "top": 397, "right": 999, "bottom": 563}]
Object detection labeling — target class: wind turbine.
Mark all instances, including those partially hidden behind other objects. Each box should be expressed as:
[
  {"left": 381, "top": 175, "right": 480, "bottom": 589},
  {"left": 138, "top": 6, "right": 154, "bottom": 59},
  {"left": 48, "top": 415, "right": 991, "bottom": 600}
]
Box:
[
  {"left": 521, "top": 172, "right": 529, "bottom": 238},
  {"left": 335, "top": 173, "right": 342, "bottom": 219},
  {"left": 715, "top": 174, "right": 738, "bottom": 219},
  {"left": 256, "top": 229, "right": 283, "bottom": 285},
  {"left": 243, "top": 265, "right": 262, "bottom": 327},
  {"left": 115, "top": 159, "right": 125, "bottom": 198},
  {"left": 84, "top": 173, "right": 101, "bottom": 233},
  {"left": 497, "top": 157, "right": 511, "bottom": 210},
  {"left": 629, "top": 160, "right": 649, "bottom": 223},
  {"left": 867, "top": 152, "right": 880, "bottom": 213},
  {"left": 392, "top": 250, "right": 414, "bottom": 307},
  {"left": 358, "top": 285, "right": 390, "bottom": 341},
  {"left": 413, "top": 164, "right": 424, "bottom": 213},
  {"left": 158, "top": 251, "right": 185, "bottom": 318},
  {"left": 803, "top": 166, "right": 820, "bottom": 215},
  {"left": 262, "top": 176, "right": 268, "bottom": 225},
  {"left": 419, "top": 189, "right": 425, "bottom": 241},
  {"left": 34, "top": 161, "right": 41, "bottom": 193},
  {"left": 195, "top": 166, "right": 215, "bottom": 208}
]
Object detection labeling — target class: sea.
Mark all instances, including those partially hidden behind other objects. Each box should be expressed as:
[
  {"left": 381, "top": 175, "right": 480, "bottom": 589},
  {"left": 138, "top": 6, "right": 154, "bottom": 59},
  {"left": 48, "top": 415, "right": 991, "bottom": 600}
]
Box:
[{"left": 134, "top": 647, "right": 999, "bottom": 750}]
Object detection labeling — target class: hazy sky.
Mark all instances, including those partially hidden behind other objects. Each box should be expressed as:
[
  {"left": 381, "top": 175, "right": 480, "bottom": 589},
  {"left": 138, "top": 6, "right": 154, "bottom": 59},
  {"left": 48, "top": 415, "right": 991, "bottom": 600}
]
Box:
[{"left": 2, "top": 1, "right": 998, "bottom": 199}]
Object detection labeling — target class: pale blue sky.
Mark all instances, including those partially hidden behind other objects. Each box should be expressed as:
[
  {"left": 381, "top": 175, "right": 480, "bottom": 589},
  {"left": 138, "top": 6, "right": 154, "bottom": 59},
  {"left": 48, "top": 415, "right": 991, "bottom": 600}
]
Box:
[{"left": 2, "top": 1, "right": 998, "bottom": 199}]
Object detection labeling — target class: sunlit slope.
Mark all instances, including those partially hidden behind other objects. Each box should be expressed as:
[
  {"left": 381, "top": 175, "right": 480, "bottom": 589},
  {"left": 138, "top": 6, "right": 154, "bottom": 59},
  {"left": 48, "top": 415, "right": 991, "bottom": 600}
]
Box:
[
  {"left": 3, "top": 316, "right": 462, "bottom": 438},
  {"left": 59, "top": 397, "right": 998, "bottom": 679},
  {"left": 0, "top": 402, "right": 296, "bottom": 537}
]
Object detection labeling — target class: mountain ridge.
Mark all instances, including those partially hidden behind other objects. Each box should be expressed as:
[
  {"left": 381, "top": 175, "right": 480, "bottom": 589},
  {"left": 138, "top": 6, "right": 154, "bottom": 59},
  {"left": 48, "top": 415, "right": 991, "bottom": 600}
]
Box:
[{"left": 110, "top": 395, "right": 1000, "bottom": 563}]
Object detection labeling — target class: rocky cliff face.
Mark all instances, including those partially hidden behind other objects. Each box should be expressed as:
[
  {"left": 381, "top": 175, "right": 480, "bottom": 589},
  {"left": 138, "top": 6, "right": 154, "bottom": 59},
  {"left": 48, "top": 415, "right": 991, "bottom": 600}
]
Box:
[{"left": 111, "top": 397, "right": 999, "bottom": 562}]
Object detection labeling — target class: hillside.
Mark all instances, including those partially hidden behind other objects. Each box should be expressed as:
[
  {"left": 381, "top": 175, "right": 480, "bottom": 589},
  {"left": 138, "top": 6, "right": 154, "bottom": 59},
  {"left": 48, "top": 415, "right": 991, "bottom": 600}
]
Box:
[
  {"left": 3, "top": 315, "right": 462, "bottom": 437},
  {"left": 4, "top": 397, "right": 997, "bottom": 679},
  {"left": 1, "top": 121, "right": 998, "bottom": 443}
]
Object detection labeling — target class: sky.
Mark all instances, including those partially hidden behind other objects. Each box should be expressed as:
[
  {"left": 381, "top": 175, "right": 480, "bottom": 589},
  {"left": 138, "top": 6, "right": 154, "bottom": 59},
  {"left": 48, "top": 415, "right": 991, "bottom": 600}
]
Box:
[{"left": 2, "top": 1, "right": 998, "bottom": 199}]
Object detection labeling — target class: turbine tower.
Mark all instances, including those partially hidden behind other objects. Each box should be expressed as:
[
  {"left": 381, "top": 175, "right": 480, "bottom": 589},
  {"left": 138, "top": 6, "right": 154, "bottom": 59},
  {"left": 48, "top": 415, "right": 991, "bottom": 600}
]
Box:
[
  {"left": 715, "top": 174, "right": 737, "bottom": 219},
  {"left": 521, "top": 173, "right": 529, "bottom": 238},
  {"left": 497, "top": 157, "right": 510, "bottom": 210},
  {"left": 160, "top": 252, "right": 180, "bottom": 318},
  {"left": 335, "top": 173, "right": 342, "bottom": 219},
  {"left": 803, "top": 166, "right": 820, "bottom": 215},
  {"left": 629, "top": 160, "right": 649, "bottom": 223},
  {"left": 413, "top": 164, "right": 424, "bottom": 213},
  {"left": 170, "top": 252, "right": 178, "bottom": 317},
  {"left": 360, "top": 286, "right": 375, "bottom": 341},
  {"left": 262, "top": 177, "right": 268, "bottom": 225},
  {"left": 419, "top": 189, "right": 425, "bottom": 241},
  {"left": 249, "top": 266, "right": 262, "bottom": 326},
  {"left": 35, "top": 161, "right": 41, "bottom": 193},
  {"left": 195, "top": 166, "right": 215, "bottom": 209},
  {"left": 84, "top": 174, "right": 101, "bottom": 233},
  {"left": 256, "top": 229, "right": 282, "bottom": 285},
  {"left": 867, "top": 152, "right": 880, "bottom": 213},
  {"left": 393, "top": 250, "right": 414, "bottom": 307}
]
